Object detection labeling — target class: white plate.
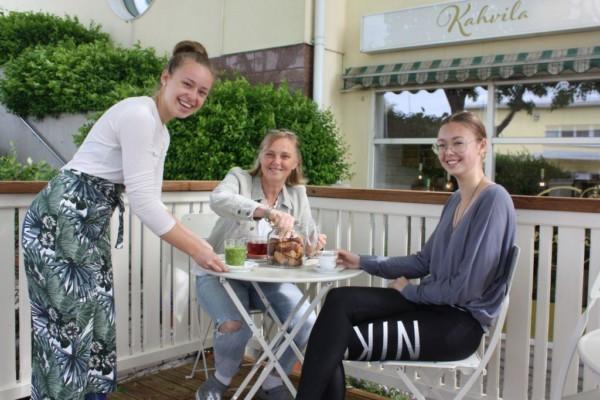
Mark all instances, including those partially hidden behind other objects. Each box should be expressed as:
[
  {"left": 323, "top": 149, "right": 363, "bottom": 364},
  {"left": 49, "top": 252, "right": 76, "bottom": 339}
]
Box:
[
  {"left": 247, "top": 256, "right": 268, "bottom": 263},
  {"left": 218, "top": 255, "right": 259, "bottom": 272},
  {"left": 312, "top": 265, "right": 345, "bottom": 273},
  {"left": 226, "top": 260, "right": 259, "bottom": 272}
]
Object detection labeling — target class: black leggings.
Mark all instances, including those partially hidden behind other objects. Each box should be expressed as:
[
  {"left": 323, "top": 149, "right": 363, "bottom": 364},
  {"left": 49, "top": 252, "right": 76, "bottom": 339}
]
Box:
[{"left": 295, "top": 286, "right": 484, "bottom": 400}]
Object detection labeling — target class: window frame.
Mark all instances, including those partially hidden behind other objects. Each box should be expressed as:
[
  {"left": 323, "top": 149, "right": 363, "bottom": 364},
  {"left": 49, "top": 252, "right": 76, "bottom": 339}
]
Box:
[{"left": 371, "top": 75, "right": 600, "bottom": 188}]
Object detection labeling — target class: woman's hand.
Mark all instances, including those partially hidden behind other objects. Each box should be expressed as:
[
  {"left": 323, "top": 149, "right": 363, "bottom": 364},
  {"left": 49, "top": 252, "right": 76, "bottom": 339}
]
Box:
[
  {"left": 267, "top": 209, "right": 295, "bottom": 236},
  {"left": 337, "top": 249, "right": 360, "bottom": 269},
  {"left": 161, "top": 219, "right": 227, "bottom": 272},
  {"left": 306, "top": 233, "right": 327, "bottom": 257},
  {"left": 192, "top": 240, "right": 228, "bottom": 272},
  {"left": 389, "top": 277, "right": 409, "bottom": 292},
  {"left": 317, "top": 233, "right": 327, "bottom": 250}
]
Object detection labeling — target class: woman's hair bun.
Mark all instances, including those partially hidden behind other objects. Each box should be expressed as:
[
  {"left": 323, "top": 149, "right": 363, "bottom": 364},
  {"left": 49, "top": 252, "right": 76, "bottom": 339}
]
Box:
[
  {"left": 166, "top": 40, "right": 212, "bottom": 74},
  {"left": 173, "top": 40, "right": 208, "bottom": 58}
]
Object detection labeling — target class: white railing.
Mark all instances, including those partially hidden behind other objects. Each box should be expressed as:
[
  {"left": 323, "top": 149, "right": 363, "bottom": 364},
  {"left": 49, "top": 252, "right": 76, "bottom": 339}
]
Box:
[{"left": 1, "top": 187, "right": 599, "bottom": 400}]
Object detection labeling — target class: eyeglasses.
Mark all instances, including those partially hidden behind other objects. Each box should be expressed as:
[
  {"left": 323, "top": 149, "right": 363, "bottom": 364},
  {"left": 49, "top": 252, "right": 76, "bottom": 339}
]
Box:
[{"left": 432, "top": 139, "right": 480, "bottom": 155}]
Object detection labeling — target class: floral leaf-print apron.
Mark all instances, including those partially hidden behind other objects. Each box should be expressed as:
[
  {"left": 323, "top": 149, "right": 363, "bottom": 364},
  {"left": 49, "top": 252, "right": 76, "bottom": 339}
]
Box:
[{"left": 22, "top": 169, "right": 124, "bottom": 400}]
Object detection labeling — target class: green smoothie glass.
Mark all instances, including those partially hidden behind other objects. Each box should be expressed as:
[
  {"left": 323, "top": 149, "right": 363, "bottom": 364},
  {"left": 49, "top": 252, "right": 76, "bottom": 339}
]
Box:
[{"left": 224, "top": 238, "right": 247, "bottom": 266}]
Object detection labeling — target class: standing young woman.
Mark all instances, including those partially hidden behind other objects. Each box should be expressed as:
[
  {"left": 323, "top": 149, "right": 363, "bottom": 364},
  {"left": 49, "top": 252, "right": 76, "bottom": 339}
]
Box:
[
  {"left": 295, "top": 111, "right": 516, "bottom": 400},
  {"left": 21, "top": 40, "right": 226, "bottom": 400}
]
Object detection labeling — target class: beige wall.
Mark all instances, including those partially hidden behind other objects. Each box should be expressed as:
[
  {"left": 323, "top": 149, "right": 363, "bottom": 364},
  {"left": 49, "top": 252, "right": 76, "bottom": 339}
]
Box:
[
  {"left": 221, "top": 0, "right": 307, "bottom": 55},
  {"left": 0, "top": 0, "right": 310, "bottom": 57},
  {"left": 338, "top": 91, "right": 376, "bottom": 186},
  {"left": 0, "top": 0, "right": 136, "bottom": 47},
  {"left": 321, "top": 0, "right": 347, "bottom": 123},
  {"left": 331, "top": 0, "right": 600, "bottom": 187}
]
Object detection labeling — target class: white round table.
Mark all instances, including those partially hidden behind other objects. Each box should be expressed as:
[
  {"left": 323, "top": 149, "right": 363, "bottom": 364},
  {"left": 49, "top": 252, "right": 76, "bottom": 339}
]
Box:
[
  {"left": 203, "top": 262, "right": 362, "bottom": 399},
  {"left": 208, "top": 262, "right": 363, "bottom": 283}
]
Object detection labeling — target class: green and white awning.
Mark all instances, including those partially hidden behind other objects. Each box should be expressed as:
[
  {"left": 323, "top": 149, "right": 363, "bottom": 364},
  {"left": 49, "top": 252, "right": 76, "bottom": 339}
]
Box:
[{"left": 342, "top": 47, "right": 600, "bottom": 90}]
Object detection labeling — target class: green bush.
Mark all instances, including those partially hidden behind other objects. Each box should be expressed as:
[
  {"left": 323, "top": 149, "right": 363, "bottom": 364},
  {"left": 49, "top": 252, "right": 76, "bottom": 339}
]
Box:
[
  {"left": 0, "top": 41, "right": 165, "bottom": 118},
  {"left": 495, "top": 151, "right": 570, "bottom": 195},
  {"left": 0, "top": 10, "right": 109, "bottom": 65},
  {"left": 0, "top": 11, "right": 349, "bottom": 184},
  {"left": 386, "top": 110, "right": 445, "bottom": 138},
  {"left": 78, "top": 77, "right": 351, "bottom": 185},
  {"left": 347, "top": 377, "right": 409, "bottom": 399},
  {"left": 166, "top": 78, "right": 350, "bottom": 185},
  {"left": 0, "top": 144, "right": 58, "bottom": 180}
]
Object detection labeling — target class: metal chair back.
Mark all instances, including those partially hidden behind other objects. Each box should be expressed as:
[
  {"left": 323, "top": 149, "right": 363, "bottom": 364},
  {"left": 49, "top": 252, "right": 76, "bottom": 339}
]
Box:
[{"left": 376, "top": 244, "right": 520, "bottom": 400}]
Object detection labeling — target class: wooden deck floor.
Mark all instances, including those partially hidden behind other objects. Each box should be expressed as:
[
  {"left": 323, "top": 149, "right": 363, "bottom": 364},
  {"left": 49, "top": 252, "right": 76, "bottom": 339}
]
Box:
[{"left": 109, "top": 356, "right": 387, "bottom": 400}]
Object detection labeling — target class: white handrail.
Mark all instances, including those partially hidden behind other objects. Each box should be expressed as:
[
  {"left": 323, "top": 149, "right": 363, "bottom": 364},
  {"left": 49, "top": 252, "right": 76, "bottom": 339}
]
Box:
[{"left": 1, "top": 190, "right": 598, "bottom": 399}]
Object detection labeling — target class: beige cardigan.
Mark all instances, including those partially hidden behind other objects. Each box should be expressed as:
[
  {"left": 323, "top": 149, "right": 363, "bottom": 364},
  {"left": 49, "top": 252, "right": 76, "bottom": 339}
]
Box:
[{"left": 206, "top": 167, "right": 314, "bottom": 255}]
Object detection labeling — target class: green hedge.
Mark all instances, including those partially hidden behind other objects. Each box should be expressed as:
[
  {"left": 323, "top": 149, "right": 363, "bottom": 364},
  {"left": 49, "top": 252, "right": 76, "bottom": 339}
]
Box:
[
  {"left": 77, "top": 78, "right": 352, "bottom": 185},
  {"left": 495, "top": 152, "right": 570, "bottom": 195},
  {"left": 0, "top": 41, "right": 165, "bottom": 118},
  {"left": 0, "top": 145, "right": 57, "bottom": 180},
  {"left": 0, "top": 11, "right": 350, "bottom": 184},
  {"left": 0, "top": 10, "right": 109, "bottom": 65}
]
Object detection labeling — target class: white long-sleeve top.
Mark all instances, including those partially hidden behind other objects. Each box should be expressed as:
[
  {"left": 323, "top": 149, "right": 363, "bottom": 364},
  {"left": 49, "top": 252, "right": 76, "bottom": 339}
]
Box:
[{"left": 63, "top": 96, "right": 175, "bottom": 236}]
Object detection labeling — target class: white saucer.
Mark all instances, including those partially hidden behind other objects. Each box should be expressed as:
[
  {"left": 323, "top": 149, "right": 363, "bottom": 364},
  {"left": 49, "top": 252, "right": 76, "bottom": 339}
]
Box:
[
  {"left": 226, "top": 260, "right": 259, "bottom": 272},
  {"left": 247, "top": 257, "right": 268, "bottom": 263},
  {"left": 312, "top": 265, "right": 345, "bottom": 273},
  {"left": 218, "top": 255, "right": 259, "bottom": 272}
]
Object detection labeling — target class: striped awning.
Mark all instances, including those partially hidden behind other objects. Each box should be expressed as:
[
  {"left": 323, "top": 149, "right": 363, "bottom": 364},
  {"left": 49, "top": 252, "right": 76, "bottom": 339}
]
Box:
[{"left": 342, "top": 47, "right": 600, "bottom": 90}]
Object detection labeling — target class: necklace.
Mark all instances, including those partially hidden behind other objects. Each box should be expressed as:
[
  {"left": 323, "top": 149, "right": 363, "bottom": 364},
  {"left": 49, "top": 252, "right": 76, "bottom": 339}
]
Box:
[
  {"left": 453, "top": 177, "right": 486, "bottom": 228},
  {"left": 263, "top": 193, "right": 280, "bottom": 209},
  {"left": 261, "top": 182, "right": 282, "bottom": 209}
]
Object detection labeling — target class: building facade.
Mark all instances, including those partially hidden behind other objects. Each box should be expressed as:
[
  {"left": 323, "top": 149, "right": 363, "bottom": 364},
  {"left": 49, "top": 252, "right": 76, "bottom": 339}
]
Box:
[{"left": 1, "top": 0, "right": 599, "bottom": 195}]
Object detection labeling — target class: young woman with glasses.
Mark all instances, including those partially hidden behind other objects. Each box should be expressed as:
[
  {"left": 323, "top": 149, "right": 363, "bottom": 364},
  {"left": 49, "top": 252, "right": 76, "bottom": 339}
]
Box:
[{"left": 295, "top": 111, "right": 516, "bottom": 400}]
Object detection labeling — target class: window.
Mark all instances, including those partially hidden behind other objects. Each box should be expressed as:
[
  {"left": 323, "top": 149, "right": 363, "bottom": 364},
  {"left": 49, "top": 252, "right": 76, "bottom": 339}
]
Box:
[
  {"left": 374, "top": 80, "right": 600, "bottom": 196},
  {"left": 494, "top": 81, "right": 600, "bottom": 196},
  {"left": 576, "top": 130, "right": 589, "bottom": 138},
  {"left": 546, "top": 126, "right": 600, "bottom": 138},
  {"left": 373, "top": 88, "right": 484, "bottom": 191}
]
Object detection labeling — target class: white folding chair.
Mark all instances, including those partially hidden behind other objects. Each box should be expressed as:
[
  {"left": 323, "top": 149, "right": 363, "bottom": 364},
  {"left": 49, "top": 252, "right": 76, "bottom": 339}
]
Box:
[
  {"left": 551, "top": 267, "right": 600, "bottom": 400},
  {"left": 377, "top": 244, "right": 520, "bottom": 400},
  {"left": 182, "top": 213, "right": 270, "bottom": 380}
]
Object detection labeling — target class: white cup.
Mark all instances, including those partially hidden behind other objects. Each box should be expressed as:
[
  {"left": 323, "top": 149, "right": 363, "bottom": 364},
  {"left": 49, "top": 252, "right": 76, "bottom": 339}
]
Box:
[{"left": 318, "top": 250, "right": 338, "bottom": 270}]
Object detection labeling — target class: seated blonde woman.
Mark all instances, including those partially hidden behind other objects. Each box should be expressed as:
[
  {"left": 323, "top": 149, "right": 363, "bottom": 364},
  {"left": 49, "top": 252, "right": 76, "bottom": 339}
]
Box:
[{"left": 195, "top": 129, "right": 325, "bottom": 400}]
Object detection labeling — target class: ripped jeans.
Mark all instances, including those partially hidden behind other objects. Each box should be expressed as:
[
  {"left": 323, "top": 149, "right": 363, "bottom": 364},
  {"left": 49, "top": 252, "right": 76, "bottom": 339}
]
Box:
[{"left": 195, "top": 274, "right": 316, "bottom": 379}]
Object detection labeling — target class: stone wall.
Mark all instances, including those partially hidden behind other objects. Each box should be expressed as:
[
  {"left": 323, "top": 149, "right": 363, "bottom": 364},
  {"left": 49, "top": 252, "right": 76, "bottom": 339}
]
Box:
[{"left": 211, "top": 43, "right": 314, "bottom": 97}]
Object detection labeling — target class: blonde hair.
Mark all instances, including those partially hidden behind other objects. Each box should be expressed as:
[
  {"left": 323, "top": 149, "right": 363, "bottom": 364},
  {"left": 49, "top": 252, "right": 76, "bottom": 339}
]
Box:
[
  {"left": 248, "top": 129, "right": 306, "bottom": 185},
  {"left": 440, "top": 111, "right": 487, "bottom": 140}
]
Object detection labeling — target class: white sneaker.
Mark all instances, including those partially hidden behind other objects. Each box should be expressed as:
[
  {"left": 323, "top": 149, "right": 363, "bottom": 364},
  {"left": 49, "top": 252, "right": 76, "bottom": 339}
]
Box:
[{"left": 195, "top": 375, "right": 227, "bottom": 400}]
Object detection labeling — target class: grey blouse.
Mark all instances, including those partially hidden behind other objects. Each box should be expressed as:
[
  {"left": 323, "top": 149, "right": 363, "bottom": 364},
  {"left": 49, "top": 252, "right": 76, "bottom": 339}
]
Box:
[{"left": 360, "top": 184, "right": 516, "bottom": 329}]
